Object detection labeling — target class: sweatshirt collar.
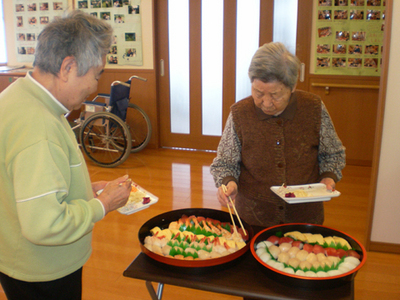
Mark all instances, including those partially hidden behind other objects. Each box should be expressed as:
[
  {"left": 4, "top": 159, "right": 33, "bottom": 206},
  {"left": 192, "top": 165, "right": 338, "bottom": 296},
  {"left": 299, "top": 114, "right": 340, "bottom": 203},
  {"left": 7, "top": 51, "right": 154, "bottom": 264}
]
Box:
[{"left": 27, "top": 71, "right": 69, "bottom": 115}]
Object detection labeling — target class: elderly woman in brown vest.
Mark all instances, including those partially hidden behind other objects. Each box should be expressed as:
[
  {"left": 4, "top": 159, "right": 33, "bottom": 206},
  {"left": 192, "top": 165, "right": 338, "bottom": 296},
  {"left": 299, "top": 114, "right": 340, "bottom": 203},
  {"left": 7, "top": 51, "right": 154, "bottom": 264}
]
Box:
[{"left": 210, "top": 42, "right": 345, "bottom": 228}]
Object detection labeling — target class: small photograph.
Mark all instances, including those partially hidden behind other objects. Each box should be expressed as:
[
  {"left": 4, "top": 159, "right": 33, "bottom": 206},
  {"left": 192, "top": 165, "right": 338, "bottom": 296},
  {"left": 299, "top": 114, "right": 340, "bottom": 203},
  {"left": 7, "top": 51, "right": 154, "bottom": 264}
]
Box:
[
  {"left": 382, "top": 10, "right": 385, "bottom": 20},
  {"left": 334, "top": 10, "right": 348, "bottom": 20},
  {"left": 78, "top": 1, "right": 88, "bottom": 9},
  {"left": 352, "top": 31, "right": 366, "bottom": 41},
  {"left": 40, "top": 3, "right": 49, "bottom": 11},
  {"left": 18, "top": 47, "right": 27, "bottom": 55},
  {"left": 26, "top": 47, "right": 35, "bottom": 55},
  {"left": 112, "top": 35, "right": 117, "bottom": 44},
  {"left": 107, "top": 55, "right": 118, "bottom": 64},
  {"left": 17, "top": 16, "right": 23, "bottom": 27},
  {"left": 332, "top": 58, "right": 346, "bottom": 67},
  {"left": 333, "top": 44, "right": 347, "bottom": 54},
  {"left": 91, "top": 0, "right": 101, "bottom": 8},
  {"left": 53, "top": 2, "right": 63, "bottom": 10},
  {"left": 348, "top": 58, "right": 362, "bottom": 67},
  {"left": 16, "top": 4, "right": 24, "bottom": 12},
  {"left": 114, "top": 14, "right": 125, "bottom": 23},
  {"left": 100, "top": 12, "right": 111, "bottom": 20},
  {"left": 113, "top": 0, "right": 122, "bottom": 7},
  {"left": 350, "top": 0, "right": 365, "bottom": 5},
  {"left": 366, "top": 10, "right": 381, "bottom": 20},
  {"left": 318, "top": 10, "right": 332, "bottom": 20},
  {"left": 318, "top": 0, "right": 332, "bottom": 5},
  {"left": 90, "top": 12, "right": 98, "bottom": 17},
  {"left": 17, "top": 33, "right": 26, "bottom": 41},
  {"left": 40, "top": 16, "right": 49, "bottom": 25},
  {"left": 109, "top": 45, "right": 117, "bottom": 54},
  {"left": 28, "top": 17, "right": 38, "bottom": 26},
  {"left": 122, "top": 0, "right": 130, "bottom": 5},
  {"left": 367, "top": 0, "right": 381, "bottom": 6},
  {"left": 28, "top": 3, "right": 37, "bottom": 11},
  {"left": 364, "top": 58, "right": 378, "bottom": 68},
  {"left": 125, "top": 48, "right": 136, "bottom": 57},
  {"left": 335, "top": 0, "right": 348, "bottom": 5},
  {"left": 129, "top": 5, "right": 140, "bottom": 14},
  {"left": 348, "top": 44, "right": 362, "bottom": 54},
  {"left": 365, "top": 45, "right": 379, "bottom": 55},
  {"left": 27, "top": 33, "right": 36, "bottom": 41},
  {"left": 350, "top": 10, "right": 364, "bottom": 20},
  {"left": 102, "top": 0, "right": 112, "bottom": 8},
  {"left": 317, "top": 44, "right": 331, "bottom": 54},
  {"left": 316, "top": 57, "right": 330, "bottom": 68},
  {"left": 335, "top": 31, "right": 350, "bottom": 41},
  {"left": 125, "top": 32, "right": 136, "bottom": 42},
  {"left": 318, "top": 27, "right": 332, "bottom": 38}
]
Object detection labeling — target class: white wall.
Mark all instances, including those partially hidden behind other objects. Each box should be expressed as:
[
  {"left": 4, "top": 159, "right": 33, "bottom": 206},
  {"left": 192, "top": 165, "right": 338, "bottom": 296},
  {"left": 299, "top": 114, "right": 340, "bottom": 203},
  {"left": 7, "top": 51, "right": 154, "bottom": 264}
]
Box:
[
  {"left": 3, "top": 0, "right": 153, "bottom": 69},
  {"left": 370, "top": 1, "right": 400, "bottom": 244}
]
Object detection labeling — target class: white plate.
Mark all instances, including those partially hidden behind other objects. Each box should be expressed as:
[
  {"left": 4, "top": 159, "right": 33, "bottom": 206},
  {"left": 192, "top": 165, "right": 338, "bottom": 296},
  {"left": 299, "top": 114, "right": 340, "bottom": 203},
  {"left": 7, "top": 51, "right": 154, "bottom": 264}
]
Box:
[
  {"left": 97, "top": 182, "right": 158, "bottom": 215},
  {"left": 270, "top": 183, "right": 341, "bottom": 204}
]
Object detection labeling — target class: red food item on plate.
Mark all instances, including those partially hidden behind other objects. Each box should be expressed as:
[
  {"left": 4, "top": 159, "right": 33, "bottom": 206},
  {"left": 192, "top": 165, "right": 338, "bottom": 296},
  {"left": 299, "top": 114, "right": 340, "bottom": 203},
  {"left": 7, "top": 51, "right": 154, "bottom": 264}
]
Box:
[
  {"left": 142, "top": 197, "right": 151, "bottom": 204},
  {"left": 285, "top": 192, "right": 296, "bottom": 198},
  {"left": 312, "top": 244, "right": 325, "bottom": 254},
  {"left": 266, "top": 235, "right": 280, "bottom": 245},
  {"left": 347, "top": 250, "right": 361, "bottom": 259},
  {"left": 303, "top": 243, "right": 314, "bottom": 253},
  {"left": 292, "top": 240, "right": 303, "bottom": 249},
  {"left": 336, "top": 248, "right": 347, "bottom": 258},
  {"left": 279, "top": 236, "right": 294, "bottom": 245},
  {"left": 324, "top": 247, "right": 338, "bottom": 257}
]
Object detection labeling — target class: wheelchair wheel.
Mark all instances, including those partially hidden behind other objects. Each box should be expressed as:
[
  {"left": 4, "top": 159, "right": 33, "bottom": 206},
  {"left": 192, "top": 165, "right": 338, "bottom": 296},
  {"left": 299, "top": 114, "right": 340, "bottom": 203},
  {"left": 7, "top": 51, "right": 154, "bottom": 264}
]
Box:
[
  {"left": 80, "top": 112, "right": 132, "bottom": 168},
  {"left": 125, "top": 103, "right": 152, "bottom": 153}
]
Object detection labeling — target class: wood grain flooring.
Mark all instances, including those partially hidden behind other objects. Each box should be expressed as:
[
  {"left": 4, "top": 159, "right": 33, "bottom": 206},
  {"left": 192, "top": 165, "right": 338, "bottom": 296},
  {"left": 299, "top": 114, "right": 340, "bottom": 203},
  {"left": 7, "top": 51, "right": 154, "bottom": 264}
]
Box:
[{"left": 1, "top": 148, "right": 399, "bottom": 300}]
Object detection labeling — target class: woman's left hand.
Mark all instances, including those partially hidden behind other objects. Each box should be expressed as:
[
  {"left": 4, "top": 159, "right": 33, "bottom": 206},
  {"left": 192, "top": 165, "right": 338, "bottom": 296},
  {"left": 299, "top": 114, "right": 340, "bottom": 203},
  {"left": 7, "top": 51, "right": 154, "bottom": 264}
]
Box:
[{"left": 320, "top": 177, "right": 335, "bottom": 191}]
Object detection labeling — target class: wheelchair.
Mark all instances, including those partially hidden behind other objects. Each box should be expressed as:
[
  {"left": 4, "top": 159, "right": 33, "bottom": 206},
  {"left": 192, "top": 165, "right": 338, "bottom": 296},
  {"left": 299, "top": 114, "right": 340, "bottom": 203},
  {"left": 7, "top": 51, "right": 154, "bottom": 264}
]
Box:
[{"left": 71, "top": 75, "right": 152, "bottom": 168}]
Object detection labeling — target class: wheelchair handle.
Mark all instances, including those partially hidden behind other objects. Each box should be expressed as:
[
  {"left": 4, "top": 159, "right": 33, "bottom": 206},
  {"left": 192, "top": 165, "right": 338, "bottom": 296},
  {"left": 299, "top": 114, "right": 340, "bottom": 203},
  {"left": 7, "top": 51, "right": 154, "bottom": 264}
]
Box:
[{"left": 129, "top": 75, "right": 147, "bottom": 82}]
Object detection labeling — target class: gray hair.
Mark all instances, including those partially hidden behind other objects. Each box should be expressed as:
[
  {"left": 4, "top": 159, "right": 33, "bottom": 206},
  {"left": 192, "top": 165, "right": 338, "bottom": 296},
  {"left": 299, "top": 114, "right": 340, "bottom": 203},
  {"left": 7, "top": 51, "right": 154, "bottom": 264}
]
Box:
[
  {"left": 34, "top": 10, "right": 113, "bottom": 76},
  {"left": 248, "top": 42, "right": 301, "bottom": 90}
]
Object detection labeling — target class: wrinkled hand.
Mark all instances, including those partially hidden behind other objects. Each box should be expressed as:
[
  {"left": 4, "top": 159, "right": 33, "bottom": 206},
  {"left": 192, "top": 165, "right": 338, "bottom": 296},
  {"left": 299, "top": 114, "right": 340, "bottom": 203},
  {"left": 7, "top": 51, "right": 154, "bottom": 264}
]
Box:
[
  {"left": 92, "top": 181, "right": 108, "bottom": 197},
  {"left": 96, "top": 175, "right": 131, "bottom": 215},
  {"left": 320, "top": 177, "right": 336, "bottom": 191},
  {"left": 217, "top": 181, "right": 238, "bottom": 207}
]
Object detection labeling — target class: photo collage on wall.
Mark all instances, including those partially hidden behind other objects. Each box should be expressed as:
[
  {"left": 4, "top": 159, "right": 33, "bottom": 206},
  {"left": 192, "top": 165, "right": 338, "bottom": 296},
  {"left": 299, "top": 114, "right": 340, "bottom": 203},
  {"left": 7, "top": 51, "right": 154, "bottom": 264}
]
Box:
[
  {"left": 315, "top": 0, "right": 385, "bottom": 76},
  {"left": 13, "top": 0, "right": 68, "bottom": 63},
  {"left": 76, "top": 0, "right": 143, "bottom": 66}
]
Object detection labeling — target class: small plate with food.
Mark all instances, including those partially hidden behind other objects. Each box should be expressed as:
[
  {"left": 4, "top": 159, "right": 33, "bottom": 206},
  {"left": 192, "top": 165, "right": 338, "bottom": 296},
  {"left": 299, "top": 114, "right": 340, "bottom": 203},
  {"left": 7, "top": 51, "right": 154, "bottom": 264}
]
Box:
[
  {"left": 97, "top": 182, "right": 158, "bottom": 215},
  {"left": 270, "top": 183, "right": 341, "bottom": 204},
  {"left": 117, "top": 182, "right": 158, "bottom": 215}
]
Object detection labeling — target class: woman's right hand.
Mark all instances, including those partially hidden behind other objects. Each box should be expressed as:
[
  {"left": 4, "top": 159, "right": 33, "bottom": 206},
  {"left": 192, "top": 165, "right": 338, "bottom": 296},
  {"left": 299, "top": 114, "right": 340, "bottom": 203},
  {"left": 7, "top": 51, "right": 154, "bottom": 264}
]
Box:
[
  {"left": 96, "top": 175, "right": 131, "bottom": 215},
  {"left": 217, "top": 181, "right": 238, "bottom": 207}
]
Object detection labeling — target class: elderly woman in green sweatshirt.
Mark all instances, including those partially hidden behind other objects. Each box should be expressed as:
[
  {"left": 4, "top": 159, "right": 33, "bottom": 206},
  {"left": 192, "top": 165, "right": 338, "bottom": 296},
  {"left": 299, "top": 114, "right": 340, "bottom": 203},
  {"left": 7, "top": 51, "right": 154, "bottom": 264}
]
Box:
[
  {"left": 0, "top": 11, "right": 131, "bottom": 300},
  {"left": 210, "top": 42, "right": 345, "bottom": 229}
]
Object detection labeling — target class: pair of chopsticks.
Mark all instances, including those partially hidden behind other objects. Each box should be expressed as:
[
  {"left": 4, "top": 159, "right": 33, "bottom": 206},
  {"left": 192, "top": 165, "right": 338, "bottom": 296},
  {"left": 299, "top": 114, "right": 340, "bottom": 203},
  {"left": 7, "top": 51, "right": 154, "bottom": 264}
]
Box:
[{"left": 221, "top": 184, "right": 247, "bottom": 236}]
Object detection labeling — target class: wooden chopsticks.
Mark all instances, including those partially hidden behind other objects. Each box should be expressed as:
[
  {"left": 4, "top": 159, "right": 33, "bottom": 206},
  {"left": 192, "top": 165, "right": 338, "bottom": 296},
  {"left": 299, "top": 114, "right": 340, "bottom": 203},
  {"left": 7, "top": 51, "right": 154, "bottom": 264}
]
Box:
[{"left": 221, "top": 184, "right": 247, "bottom": 236}]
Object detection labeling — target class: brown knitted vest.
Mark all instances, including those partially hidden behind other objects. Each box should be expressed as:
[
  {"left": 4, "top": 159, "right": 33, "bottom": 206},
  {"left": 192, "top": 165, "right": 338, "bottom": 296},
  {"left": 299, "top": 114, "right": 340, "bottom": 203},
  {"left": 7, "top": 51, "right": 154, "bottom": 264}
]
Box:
[{"left": 231, "top": 90, "right": 323, "bottom": 227}]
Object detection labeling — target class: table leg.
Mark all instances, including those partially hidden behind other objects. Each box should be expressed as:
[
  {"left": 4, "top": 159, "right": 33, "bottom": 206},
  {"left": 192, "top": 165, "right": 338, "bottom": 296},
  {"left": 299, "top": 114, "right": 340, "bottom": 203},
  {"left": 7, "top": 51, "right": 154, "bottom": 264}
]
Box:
[{"left": 145, "top": 281, "right": 164, "bottom": 300}]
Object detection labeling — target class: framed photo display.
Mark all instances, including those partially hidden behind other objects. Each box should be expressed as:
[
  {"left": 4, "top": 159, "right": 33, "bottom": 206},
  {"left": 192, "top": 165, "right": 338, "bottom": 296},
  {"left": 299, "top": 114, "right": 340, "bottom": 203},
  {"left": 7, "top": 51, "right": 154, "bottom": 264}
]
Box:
[
  {"left": 13, "top": 0, "right": 68, "bottom": 63},
  {"left": 75, "top": 0, "right": 143, "bottom": 66},
  {"left": 314, "top": 0, "right": 385, "bottom": 76}
]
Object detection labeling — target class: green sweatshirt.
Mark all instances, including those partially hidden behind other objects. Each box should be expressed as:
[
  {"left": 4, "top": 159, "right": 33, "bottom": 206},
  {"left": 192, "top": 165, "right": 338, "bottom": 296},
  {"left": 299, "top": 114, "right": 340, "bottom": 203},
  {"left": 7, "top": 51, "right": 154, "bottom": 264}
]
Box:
[{"left": 0, "top": 72, "right": 105, "bottom": 282}]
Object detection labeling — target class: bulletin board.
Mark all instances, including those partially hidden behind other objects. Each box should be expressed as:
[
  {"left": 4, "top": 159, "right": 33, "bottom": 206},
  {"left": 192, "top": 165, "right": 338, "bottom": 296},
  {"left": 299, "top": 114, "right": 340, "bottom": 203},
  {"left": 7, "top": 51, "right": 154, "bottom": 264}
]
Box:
[
  {"left": 75, "top": 0, "right": 143, "bottom": 66},
  {"left": 314, "top": 0, "right": 385, "bottom": 76},
  {"left": 12, "top": 0, "right": 69, "bottom": 63}
]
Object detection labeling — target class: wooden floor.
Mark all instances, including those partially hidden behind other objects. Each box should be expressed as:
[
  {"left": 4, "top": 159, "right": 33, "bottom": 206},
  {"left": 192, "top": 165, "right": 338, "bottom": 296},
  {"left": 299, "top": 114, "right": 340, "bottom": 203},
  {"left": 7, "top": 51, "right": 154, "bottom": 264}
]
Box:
[{"left": 1, "top": 148, "right": 399, "bottom": 300}]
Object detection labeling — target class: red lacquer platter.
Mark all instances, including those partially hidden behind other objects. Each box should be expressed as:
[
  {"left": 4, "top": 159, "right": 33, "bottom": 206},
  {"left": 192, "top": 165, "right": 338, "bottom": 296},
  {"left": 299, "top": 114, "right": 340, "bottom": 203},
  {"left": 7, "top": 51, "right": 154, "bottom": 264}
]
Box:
[{"left": 138, "top": 208, "right": 254, "bottom": 268}]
